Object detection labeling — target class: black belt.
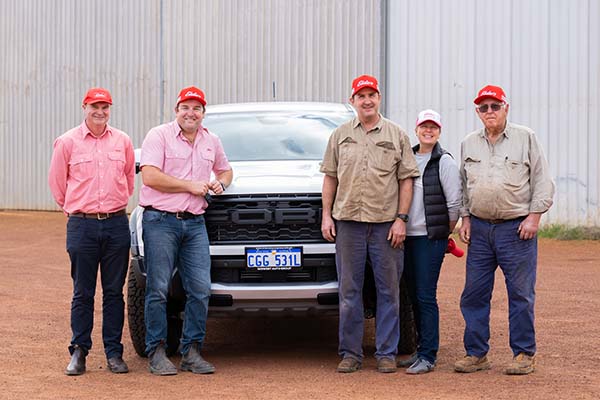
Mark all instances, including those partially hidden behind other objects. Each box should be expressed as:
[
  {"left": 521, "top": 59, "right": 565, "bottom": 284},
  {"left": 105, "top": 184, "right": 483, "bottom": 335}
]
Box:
[
  {"left": 69, "top": 209, "right": 126, "bottom": 220},
  {"left": 474, "top": 216, "right": 523, "bottom": 225},
  {"left": 144, "top": 206, "right": 201, "bottom": 220}
]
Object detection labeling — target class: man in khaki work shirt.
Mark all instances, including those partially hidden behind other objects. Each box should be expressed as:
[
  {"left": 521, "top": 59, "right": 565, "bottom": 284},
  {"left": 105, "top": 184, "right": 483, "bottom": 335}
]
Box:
[
  {"left": 320, "top": 74, "right": 420, "bottom": 373},
  {"left": 455, "top": 85, "right": 555, "bottom": 376}
]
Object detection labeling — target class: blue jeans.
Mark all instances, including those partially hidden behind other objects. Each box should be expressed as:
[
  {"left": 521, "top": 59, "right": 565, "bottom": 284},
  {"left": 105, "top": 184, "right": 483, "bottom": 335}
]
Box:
[
  {"left": 336, "top": 220, "right": 403, "bottom": 361},
  {"left": 66, "top": 215, "right": 130, "bottom": 358},
  {"left": 142, "top": 210, "right": 211, "bottom": 356},
  {"left": 404, "top": 235, "right": 447, "bottom": 364},
  {"left": 460, "top": 216, "right": 537, "bottom": 357}
]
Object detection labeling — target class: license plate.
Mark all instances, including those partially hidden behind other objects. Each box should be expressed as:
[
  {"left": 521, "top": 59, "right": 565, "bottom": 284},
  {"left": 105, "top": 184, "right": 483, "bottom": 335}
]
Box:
[{"left": 245, "top": 247, "right": 302, "bottom": 270}]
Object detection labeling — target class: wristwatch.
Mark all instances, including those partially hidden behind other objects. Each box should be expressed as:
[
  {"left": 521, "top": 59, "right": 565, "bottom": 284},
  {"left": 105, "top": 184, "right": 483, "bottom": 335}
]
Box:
[{"left": 396, "top": 213, "right": 409, "bottom": 222}]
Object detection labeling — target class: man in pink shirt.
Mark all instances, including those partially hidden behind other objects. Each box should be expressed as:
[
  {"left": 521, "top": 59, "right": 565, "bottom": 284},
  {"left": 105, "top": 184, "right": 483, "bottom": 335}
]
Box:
[
  {"left": 139, "top": 86, "right": 232, "bottom": 375},
  {"left": 48, "top": 88, "right": 135, "bottom": 376}
]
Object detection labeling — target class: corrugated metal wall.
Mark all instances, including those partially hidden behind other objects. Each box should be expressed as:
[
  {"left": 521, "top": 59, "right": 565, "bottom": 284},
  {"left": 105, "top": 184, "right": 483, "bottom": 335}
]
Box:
[
  {"left": 2, "top": 0, "right": 599, "bottom": 226},
  {"left": 1, "top": 0, "right": 382, "bottom": 211},
  {"left": 386, "top": 0, "right": 600, "bottom": 226}
]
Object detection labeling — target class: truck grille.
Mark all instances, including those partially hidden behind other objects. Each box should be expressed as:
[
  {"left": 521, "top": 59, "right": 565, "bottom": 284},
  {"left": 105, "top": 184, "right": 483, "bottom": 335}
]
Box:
[
  {"left": 205, "top": 194, "right": 325, "bottom": 244},
  {"left": 210, "top": 254, "right": 337, "bottom": 283}
]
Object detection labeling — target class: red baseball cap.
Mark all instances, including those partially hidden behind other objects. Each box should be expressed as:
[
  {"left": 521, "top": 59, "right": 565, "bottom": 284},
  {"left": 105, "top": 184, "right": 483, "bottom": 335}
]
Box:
[
  {"left": 474, "top": 85, "right": 508, "bottom": 105},
  {"left": 351, "top": 74, "right": 379, "bottom": 96},
  {"left": 82, "top": 88, "right": 112, "bottom": 105},
  {"left": 176, "top": 86, "right": 206, "bottom": 107}
]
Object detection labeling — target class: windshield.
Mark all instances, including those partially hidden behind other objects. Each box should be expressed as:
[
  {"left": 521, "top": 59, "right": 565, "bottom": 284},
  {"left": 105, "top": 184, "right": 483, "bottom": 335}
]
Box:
[{"left": 203, "top": 109, "right": 354, "bottom": 161}]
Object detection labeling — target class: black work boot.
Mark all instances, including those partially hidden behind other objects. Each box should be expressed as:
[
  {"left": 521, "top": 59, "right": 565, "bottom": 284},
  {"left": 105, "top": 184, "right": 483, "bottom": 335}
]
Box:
[
  {"left": 65, "top": 345, "right": 86, "bottom": 376},
  {"left": 148, "top": 346, "right": 177, "bottom": 376},
  {"left": 180, "top": 343, "right": 215, "bottom": 374},
  {"left": 107, "top": 356, "right": 129, "bottom": 374}
]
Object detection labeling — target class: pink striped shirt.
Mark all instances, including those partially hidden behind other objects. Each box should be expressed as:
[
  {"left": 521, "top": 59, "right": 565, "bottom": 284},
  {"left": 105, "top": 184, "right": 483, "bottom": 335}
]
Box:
[
  {"left": 139, "top": 120, "right": 231, "bottom": 215},
  {"left": 48, "top": 122, "right": 135, "bottom": 214}
]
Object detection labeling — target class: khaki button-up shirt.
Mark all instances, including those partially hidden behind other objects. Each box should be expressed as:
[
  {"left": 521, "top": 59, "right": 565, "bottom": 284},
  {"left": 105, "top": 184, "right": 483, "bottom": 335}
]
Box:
[
  {"left": 460, "top": 122, "right": 555, "bottom": 220},
  {"left": 320, "top": 115, "right": 420, "bottom": 223}
]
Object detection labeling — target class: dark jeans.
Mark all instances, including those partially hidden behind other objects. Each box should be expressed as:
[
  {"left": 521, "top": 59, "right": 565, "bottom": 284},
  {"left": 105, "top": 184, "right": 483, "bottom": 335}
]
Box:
[
  {"left": 460, "top": 216, "right": 537, "bottom": 357},
  {"left": 404, "top": 235, "right": 448, "bottom": 364},
  {"left": 335, "top": 220, "right": 403, "bottom": 361},
  {"left": 142, "top": 210, "right": 211, "bottom": 356},
  {"left": 66, "top": 215, "right": 130, "bottom": 358}
]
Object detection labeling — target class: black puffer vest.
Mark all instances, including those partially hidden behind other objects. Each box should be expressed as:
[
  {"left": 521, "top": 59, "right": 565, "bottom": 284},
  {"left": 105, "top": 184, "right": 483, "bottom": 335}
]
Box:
[{"left": 412, "top": 142, "right": 451, "bottom": 240}]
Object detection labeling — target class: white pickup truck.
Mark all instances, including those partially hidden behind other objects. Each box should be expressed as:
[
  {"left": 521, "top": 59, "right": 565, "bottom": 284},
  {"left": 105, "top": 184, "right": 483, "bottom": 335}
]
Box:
[{"left": 127, "top": 102, "right": 416, "bottom": 356}]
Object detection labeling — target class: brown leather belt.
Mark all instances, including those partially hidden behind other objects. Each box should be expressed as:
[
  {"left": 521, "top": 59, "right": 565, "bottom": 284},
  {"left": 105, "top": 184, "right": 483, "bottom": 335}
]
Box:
[
  {"left": 144, "top": 206, "right": 201, "bottom": 220},
  {"left": 69, "top": 209, "right": 126, "bottom": 220},
  {"left": 474, "top": 216, "right": 523, "bottom": 225}
]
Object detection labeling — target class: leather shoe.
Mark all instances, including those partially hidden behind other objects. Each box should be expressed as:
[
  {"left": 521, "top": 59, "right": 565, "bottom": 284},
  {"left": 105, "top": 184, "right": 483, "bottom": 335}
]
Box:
[
  {"left": 148, "top": 346, "right": 177, "bottom": 376},
  {"left": 107, "top": 356, "right": 129, "bottom": 374},
  {"left": 180, "top": 343, "right": 215, "bottom": 374},
  {"left": 336, "top": 357, "right": 362, "bottom": 373},
  {"left": 377, "top": 357, "right": 397, "bottom": 373},
  {"left": 65, "top": 346, "right": 86, "bottom": 376}
]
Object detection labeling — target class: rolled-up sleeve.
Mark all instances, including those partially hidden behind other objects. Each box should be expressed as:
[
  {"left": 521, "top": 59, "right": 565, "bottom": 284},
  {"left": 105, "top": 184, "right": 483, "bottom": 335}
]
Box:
[
  {"left": 396, "top": 134, "right": 420, "bottom": 180},
  {"left": 212, "top": 136, "right": 232, "bottom": 174},
  {"left": 140, "top": 128, "right": 165, "bottom": 170},
  {"left": 528, "top": 133, "right": 555, "bottom": 213},
  {"left": 48, "top": 137, "right": 70, "bottom": 209},
  {"left": 320, "top": 131, "right": 339, "bottom": 177}
]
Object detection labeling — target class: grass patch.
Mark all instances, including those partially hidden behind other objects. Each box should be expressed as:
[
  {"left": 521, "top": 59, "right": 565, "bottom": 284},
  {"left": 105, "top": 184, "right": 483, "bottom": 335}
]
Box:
[{"left": 538, "top": 224, "right": 600, "bottom": 240}]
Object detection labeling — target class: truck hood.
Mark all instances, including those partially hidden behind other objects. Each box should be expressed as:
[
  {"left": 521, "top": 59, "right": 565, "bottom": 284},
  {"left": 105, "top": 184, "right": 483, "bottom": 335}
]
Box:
[{"left": 225, "top": 160, "right": 324, "bottom": 194}]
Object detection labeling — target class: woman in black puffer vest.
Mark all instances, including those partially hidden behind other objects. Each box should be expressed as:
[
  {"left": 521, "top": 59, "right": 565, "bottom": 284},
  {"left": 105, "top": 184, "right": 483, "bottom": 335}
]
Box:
[{"left": 398, "top": 109, "right": 462, "bottom": 374}]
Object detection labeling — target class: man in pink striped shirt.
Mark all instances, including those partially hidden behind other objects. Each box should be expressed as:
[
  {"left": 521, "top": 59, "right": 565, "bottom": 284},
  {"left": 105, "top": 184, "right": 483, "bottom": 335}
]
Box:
[
  {"left": 48, "top": 88, "right": 135, "bottom": 376},
  {"left": 139, "top": 86, "right": 232, "bottom": 375}
]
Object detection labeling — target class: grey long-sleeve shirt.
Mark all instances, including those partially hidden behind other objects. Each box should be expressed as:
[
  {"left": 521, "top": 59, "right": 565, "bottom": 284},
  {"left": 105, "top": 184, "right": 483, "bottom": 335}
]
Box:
[{"left": 406, "top": 151, "right": 462, "bottom": 236}]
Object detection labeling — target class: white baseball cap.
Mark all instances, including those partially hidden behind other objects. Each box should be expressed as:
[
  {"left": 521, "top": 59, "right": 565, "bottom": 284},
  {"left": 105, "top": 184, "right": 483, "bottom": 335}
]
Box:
[{"left": 416, "top": 109, "right": 442, "bottom": 128}]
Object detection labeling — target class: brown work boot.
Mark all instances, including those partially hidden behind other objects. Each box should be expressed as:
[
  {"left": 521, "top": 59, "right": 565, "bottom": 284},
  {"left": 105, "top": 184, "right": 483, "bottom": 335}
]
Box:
[
  {"left": 336, "top": 357, "right": 362, "bottom": 373},
  {"left": 505, "top": 353, "right": 536, "bottom": 375},
  {"left": 377, "top": 357, "right": 397, "bottom": 373},
  {"left": 454, "top": 355, "right": 491, "bottom": 373}
]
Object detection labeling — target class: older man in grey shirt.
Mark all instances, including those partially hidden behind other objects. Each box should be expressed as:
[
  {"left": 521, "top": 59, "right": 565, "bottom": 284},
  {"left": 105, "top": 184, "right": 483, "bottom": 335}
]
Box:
[{"left": 454, "top": 85, "right": 555, "bottom": 376}]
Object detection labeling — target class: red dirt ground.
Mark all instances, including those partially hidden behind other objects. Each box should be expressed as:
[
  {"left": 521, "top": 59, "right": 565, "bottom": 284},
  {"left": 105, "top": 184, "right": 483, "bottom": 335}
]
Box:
[{"left": 0, "top": 211, "right": 598, "bottom": 399}]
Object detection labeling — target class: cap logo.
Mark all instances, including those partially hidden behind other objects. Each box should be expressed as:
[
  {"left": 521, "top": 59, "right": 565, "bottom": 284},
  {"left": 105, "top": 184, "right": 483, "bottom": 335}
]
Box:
[
  {"left": 480, "top": 90, "right": 497, "bottom": 96},
  {"left": 185, "top": 91, "right": 201, "bottom": 98},
  {"left": 94, "top": 93, "right": 107, "bottom": 98},
  {"left": 357, "top": 79, "right": 374, "bottom": 87}
]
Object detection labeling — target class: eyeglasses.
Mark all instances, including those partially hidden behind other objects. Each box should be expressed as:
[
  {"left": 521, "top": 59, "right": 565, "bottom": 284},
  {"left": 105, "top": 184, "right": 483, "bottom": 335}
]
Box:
[{"left": 476, "top": 103, "right": 505, "bottom": 113}]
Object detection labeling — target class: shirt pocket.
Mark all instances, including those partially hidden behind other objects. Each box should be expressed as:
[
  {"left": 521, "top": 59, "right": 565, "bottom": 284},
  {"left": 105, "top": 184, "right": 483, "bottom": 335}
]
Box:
[
  {"left": 107, "top": 151, "right": 126, "bottom": 175},
  {"left": 164, "top": 149, "right": 188, "bottom": 172},
  {"left": 68, "top": 153, "right": 94, "bottom": 180},
  {"left": 371, "top": 144, "right": 396, "bottom": 172},
  {"left": 463, "top": 157, "right": 482, "bottom": 184},
  {"left": 339, "top": 142, "right": 357, "bottom": 166},
  {"left": 201, "top": 148, "right": 215, "bottom": 166},
  {"left": 503, "top": 159, "right": 529, "bottom": 187}
]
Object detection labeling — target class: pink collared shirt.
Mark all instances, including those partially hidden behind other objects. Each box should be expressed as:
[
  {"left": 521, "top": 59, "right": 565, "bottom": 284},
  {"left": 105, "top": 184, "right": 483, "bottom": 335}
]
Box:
[
  {"left": 48, "top": 122, "right": 135, "bottom": 214},
  {"left": 139, "top": 120, "right": 231, "bottom": 214}
]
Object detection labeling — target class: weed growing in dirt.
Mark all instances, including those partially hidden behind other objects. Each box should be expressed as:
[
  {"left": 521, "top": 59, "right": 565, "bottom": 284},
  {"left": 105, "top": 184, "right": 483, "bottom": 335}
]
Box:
[{"left": 538, "top": 224, "right": 600, "bottom": 240}]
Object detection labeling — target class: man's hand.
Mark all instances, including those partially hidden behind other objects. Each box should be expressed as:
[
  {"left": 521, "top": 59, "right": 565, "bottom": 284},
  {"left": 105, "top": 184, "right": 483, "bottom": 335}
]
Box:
[
  {"left": 321, "top": 215, "right": 336, "bottom": 242},
  {"left": 459, "top": 216, "right": 471, "bottom": 244},
  {"left": 387, "top": 219, "right": 406, "bottom": 249},
  {"left": 518, "top": 213, "right": 542, "bottom": 240},
  {"left": 208, "top": 180, "right": 225, "bottom": 195},
  {"left": 187, "top": 181, "right": 210, "bottom": 197}
]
